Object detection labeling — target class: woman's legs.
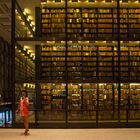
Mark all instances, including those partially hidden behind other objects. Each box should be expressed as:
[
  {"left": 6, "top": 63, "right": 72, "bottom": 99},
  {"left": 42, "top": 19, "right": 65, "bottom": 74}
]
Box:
[
  {"left": 22, "top": 116, "right": 26, "bottom": 130},
  {"left": 25, "top": 116, "right": 29, "bottom": 131},
  {"left": 22, "top": 116, "right": 29, "bottom": 134},
  {"left": 24, "top": 116, "right": 29, "bottom": 134}
]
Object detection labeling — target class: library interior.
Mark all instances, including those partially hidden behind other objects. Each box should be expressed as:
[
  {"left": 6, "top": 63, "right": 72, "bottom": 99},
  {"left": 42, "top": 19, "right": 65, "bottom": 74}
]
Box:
[{"left": 0, "top": 0, "right": 140, "bottom": 128}]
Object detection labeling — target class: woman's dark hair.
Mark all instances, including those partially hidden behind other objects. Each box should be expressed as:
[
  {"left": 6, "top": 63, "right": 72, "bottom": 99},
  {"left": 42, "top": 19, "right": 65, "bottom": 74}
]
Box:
[{"left": 21, "top": 90, "right": 28, "bottom": 98}]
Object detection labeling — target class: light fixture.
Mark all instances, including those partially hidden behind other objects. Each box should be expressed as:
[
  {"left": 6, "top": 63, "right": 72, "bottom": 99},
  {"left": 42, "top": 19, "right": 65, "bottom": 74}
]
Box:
[
  {"left": 21, "top": 21, "right": 25, "bottom": 26},
  {"left": 23, "top": 11, "right": 26, "bottom": 15},
  {"left": 27, "top": 31, "right": 31, "bottom": 34},
  {"left": 15, "top": 9, "right": 18, "bottom": 14},
  {"left": 135, "top": 0, "right": 139, "bottom": 3},
  {"left": 27, "top": 17, "right": 30, "bottom": 21},
  {"left": 68, "top": 41, "right": 72, "bottom": 43},
  {"left": 33, "top": 56, "right": 35, "bottom": 60},
  {"left": 28, "top": 16, "right": 32, "bottom": 20},
  {"left": 27, "top": 50, "right": 30, "bottom": 54},
  {"left": 23, "top": 47, "right": 26, "bottom": 51},
  {"left": 30, "top": 23, "right": 33, "bottom": 27},
  {"left": 130, "top": 83, "right": 140, "bottom": 85},
  {"left": 18, "top": 15, "right": 22, "bottom": 20},
  {"left": 24, "top": 8, "right": 29, "bottom": 14},
  {"left": 61, "top": 41, "right": 65, "bottom": 43},
  {"left": 33, "top": 27, "right": 35, "bottom": 31},
  {"left": 41, "top": 2, "right": 46, "bottom": 5}
]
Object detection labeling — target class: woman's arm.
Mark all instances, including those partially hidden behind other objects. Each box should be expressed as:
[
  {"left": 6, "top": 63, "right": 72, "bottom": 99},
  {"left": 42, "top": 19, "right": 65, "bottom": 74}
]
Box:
[{"left": 24, "top": 97, "right": 29, "bottom": 106}]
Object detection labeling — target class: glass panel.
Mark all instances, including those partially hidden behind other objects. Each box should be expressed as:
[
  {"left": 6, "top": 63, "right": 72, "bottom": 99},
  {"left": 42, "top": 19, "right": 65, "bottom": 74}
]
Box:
[
  {"left": 16, "top": 0, "right": 36, "bottom": 38},
  {"left": 0, "top": 0, "right": 12, "bottom": 127},
  {"left": 15, "top": 41, "right": 35, "bottom": 124},
  {"left": 98, "top": 43, "right": 118, "bottom": 80},
  {"left": 37, "top": 83, "right": 66, "bottom": 123},
  {"left": 68, "top": 84, "right": 82, "bottom": 111},
  {"left": 41, "top": 43, "right": 66, "bottom": 81},
  {"left": 129, "top": 83, "right": 140, "bottom": 122},
  {"left": 120, "top": 1, "right": 140, "bottom": 40},
  {"left": 98, "top": 83, "right": 119, "bottom": 122},
  {"left": 120, "top": 83, "right": 129, "bottom": 121},
  {"left": 67, "top": 44, "right": 82, "bottom": 81},
  {"left": 98, "top": 111, "right": 118, "bottom": 122},
  {"left": 41, "top": 0, "right": 65, "bottom": 40},
  {"left": 37, "top": 110, "right": 65, "bottom": 123},
  {"left": 68, "top": 83, "right": 97, "bottom": 122},
  {"left": 129, "top": 43, "right": 140, "bottom": 80},
  {"left": 120, "top": 45, "right": 129, "bottom": 80},
  {"left": 13, "top": 0, "right": 140, "bottom": 127}
]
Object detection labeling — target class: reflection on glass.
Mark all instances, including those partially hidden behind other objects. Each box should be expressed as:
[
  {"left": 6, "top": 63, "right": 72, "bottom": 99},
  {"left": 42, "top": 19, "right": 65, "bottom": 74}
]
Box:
[{"left": 37, "top": 83, "right": 66, "bottom": 122}]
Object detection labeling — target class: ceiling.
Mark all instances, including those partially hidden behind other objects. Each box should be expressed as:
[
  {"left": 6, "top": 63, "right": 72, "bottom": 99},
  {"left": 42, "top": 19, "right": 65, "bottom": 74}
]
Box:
[
  {"left": 17, "top": 0, "right": 41, "bottom": 23},
  {"left": 0, "top": 0, "right": 41, "bottom": 44},
  {"left": 0, "top": 0, "right": 11, "bottom": 43},
  {"left": 16, "top": 0, "right": 41, "bottom": 55}
]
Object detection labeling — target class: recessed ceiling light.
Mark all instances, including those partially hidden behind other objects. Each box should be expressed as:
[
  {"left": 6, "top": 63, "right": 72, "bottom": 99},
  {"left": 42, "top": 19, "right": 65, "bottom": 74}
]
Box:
[{"left": 24, "top": 8, "right": 29, "bottom": 14}]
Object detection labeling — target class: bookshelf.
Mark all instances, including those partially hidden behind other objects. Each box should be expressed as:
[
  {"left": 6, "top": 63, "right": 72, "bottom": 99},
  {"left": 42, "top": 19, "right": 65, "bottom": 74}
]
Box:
[
  {"left": 15, "top": 48, "right": 35, "bottom": 81},
  {"left": 82, "top": 83, "right": 97, "bottom": 110},
  {"left": 41, "top": 44, "right": 66, "bottom": 81},
  {"left": 41, "top": 83, "right": 66, "bottom": 110},
  {"left": 41, "top": 7, "right": 140, "bottom": 40},
  {"left": 120, "top": 83, "right": 140, "bottom": 120},
  {"left": 119, "top": 42, "right": 140, "bottom": 81},
  {"left": 38, "top": 41, "right": 120, "bottom": 82},
  {"left": 38, "top": 41, "right": 140, "bottom": 81},
  {"left": 32, "top": 2, "right": 140, "bottom": 125},
  {"left": 41, "top": 8, "right": 65, "bottom": 39},
  {"left": 41, "top": 7, "right": 119, "bottom": 40},
  {"left": 119, "top": 8, "right": 140, "bottom": 39}
]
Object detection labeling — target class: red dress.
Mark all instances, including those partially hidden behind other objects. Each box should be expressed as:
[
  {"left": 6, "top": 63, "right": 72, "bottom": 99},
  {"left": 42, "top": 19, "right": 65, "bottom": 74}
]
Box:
[{"left": 20, "top": 97, "right": 29, "bottom": 117}]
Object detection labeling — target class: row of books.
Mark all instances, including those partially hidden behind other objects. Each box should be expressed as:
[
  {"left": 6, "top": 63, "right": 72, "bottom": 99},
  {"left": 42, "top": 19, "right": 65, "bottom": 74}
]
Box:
[{"left": 41, "top": 8, "right": 140, "bottom": 13}]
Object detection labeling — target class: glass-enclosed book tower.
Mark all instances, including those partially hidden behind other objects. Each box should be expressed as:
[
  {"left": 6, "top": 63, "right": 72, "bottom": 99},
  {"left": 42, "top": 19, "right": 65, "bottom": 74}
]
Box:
[{"left": 14, "top": 0, "right": 140, "bottom": 128}]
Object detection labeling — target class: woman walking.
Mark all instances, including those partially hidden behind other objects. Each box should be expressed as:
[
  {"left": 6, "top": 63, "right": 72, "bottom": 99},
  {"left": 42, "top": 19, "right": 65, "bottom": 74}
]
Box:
[{"left": 17, "top": 90, "right": 29, "bottom": 135}]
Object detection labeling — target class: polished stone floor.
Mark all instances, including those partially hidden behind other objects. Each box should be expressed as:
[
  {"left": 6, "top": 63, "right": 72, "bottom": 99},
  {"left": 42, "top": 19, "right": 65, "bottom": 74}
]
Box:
[{"left": 0, "top": 128, "right": 140, "bottom": 140}]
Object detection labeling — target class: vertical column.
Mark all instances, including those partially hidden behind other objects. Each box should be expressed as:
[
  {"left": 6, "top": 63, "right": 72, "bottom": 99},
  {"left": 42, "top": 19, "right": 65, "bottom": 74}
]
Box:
[
  {"left": 35, "top": 7, "right": 42, "bottom": 37},
  {"left": 96, "top": 44, "right": 99, "bottom": 127},
  {"left": 112, "top": 84, "right": 115, "bottom": 119},
  {"left": 65, "top": 0, "right": 68, "bottom": 128},
  {"left": 35, "top": 45, "right": 42, "bottom": 125},
  {"left": 117, "top": 0, "right": 121, "bottom": 125},
  {"left": 96, "top": 83, "right": 99, "bottom": 127},
  {"left": 3, "top": 42, "right": 6, "bottom": 102},
  {"left": 35, "top": 45, "right": 41, "bottom": 80},
  {"left": 35, "top": 7, "right": 42, "bottom": 125},
  {"left": 11, "top": 0, "right": 16, "bottom": 127},
  {"left": 8, "top": 42, "right": 12, "bottom": 106}
]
